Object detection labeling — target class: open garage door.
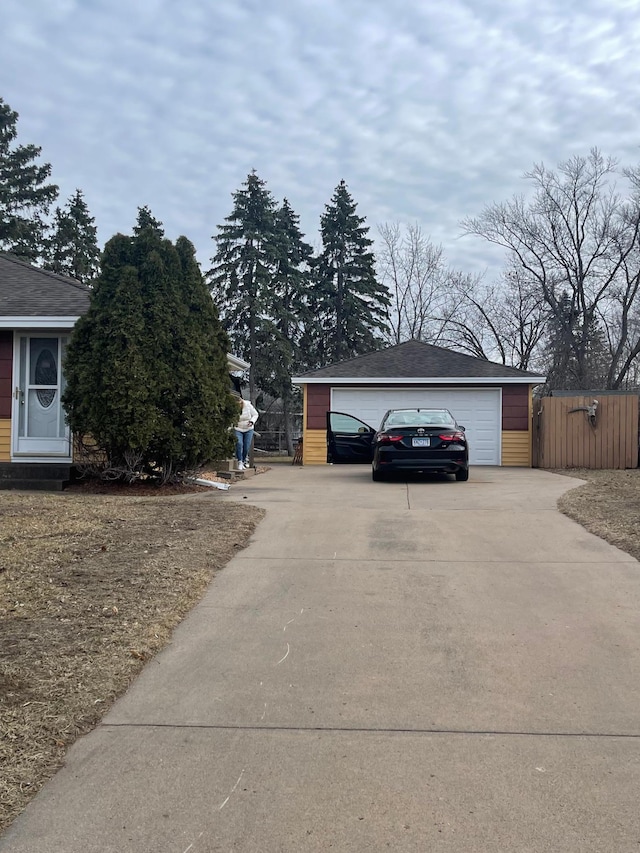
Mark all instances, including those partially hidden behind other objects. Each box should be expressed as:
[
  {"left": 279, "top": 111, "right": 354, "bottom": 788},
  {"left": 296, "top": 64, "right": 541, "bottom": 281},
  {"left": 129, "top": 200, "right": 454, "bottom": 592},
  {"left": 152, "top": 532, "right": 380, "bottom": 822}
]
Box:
[{"left": 330, "top": 388, "right": 501, "bottom": 465}]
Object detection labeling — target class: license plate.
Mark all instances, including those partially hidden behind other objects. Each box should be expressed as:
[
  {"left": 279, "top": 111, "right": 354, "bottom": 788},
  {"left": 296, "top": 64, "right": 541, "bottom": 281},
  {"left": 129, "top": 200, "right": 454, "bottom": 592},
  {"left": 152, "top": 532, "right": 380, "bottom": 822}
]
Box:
[{"left": 412, "top": 437, "right": 430, "bottom": 447}]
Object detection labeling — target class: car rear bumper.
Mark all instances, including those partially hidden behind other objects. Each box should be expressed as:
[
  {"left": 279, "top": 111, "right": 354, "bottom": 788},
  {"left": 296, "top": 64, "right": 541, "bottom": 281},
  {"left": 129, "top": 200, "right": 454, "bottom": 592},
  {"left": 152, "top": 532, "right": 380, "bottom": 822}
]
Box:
[{"left": 374, "top": 453, "right": 468, "bottom": 474}]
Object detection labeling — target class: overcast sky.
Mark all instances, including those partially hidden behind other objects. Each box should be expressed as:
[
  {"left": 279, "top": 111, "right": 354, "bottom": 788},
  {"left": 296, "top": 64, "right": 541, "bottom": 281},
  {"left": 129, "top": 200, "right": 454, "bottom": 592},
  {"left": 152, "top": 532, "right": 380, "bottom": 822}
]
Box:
[{"left": 2, "top": 0, "right": 640, "bottom": 280}]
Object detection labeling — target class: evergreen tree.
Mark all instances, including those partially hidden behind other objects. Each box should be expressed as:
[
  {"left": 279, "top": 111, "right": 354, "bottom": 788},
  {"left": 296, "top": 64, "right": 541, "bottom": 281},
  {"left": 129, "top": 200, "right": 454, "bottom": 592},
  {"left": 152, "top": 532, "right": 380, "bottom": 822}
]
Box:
[
  {"left": 0, "top": 98, "right": 58, "bottom": 261},
  {"left": 170, "top": 235, "right": 239, "bottom": 469},
  {"left": 309, "top": 180, "right": 390, "bottom": 365},
  {"left": 255, "top": 198, "right": 313, "bottom": 452},
  {"left": 134, "top": 205, "right": 164, "bottom": 237},
  {"left": 44, "top": 189, "right": 100, "bottom": 283},
  {"left": 544, "top": 291, "right": 610, "bottom": 390},
  {"left": 63, "top": 209, "right": 236, "bottom": 482},
  {"left": 209, "top": 170, "right": 279, "bottom": 400}
]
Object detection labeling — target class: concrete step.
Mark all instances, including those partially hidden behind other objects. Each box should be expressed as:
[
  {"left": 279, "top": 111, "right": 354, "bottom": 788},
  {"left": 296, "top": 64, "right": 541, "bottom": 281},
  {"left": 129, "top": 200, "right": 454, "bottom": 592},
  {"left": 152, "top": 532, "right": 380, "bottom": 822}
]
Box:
[{"left": 216, "top": 466, "right": 256, "bottom": 481}]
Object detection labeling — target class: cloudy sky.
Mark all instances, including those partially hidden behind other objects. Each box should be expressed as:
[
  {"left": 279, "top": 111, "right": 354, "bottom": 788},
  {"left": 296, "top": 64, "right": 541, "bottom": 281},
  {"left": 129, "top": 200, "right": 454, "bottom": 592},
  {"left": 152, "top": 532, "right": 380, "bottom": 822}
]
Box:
[{"left": 2, "top": 0, "right": 640, "bottom": 278}]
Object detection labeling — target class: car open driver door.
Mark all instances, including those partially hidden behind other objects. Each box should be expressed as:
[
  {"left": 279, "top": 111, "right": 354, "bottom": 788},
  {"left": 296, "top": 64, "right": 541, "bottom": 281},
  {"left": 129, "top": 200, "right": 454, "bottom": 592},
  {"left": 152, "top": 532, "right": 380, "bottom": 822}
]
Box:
[{"left": 326, "top": 411, "right": 375, "bottom": 463}]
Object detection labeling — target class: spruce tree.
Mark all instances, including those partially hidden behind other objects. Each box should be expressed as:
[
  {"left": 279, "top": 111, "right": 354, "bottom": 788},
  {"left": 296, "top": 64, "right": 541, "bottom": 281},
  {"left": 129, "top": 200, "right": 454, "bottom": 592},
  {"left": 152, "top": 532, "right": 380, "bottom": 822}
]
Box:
[
  {"left": 209, "top": 170, "right": 278, "bottom": 400},
  {"left": 257, "top": 198, "right": 313, "bottom": 452},
  {"left": 0, "top": 98, "right": 58, "bottom": 261},
  {"left": 310, "top": 180, "right": 390, "bottom": 365},
  {"left": 134, "top": 205, "right": 164, "bottom": 237},
  {"left": 63, "top": 209, "right": 236, "bottom": 481},
  {"left": 544, "top": 292, "right": 579, "bottom": 390},
  {"left": 44, "top": 189, "right": 100, "bottom": 283},
  {"left": 544, "top": 291, "right": 610, "bottom": 390}
]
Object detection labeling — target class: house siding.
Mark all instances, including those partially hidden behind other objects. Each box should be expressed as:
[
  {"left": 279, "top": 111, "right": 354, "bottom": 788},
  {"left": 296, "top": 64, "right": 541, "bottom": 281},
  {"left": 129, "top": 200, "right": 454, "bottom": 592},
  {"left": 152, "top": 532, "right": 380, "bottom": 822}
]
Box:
[
  {"left": 0, "top": 332, "right": 12, "bottom": 459},
  {"left": 501, "top": 385, "right": 529, "bottom": 430},
  {"left": 501, "top": 386, "right": 532, "bottom": 465},
  {"left": 306, "top": 384, "right": 331, "bottom": 429},
  {"left": 302, "top": 384, "right": 329, "bottom": 464},
  {"left": 0, "top": 419, "right": 10, "bottom": 461},
  {"left": 501, "top": 430, "right": 531, "bottom": 466},
  {"left": 0, "top": 331, "right": 12, "bottom": 420},
  {"left": 302, "top": 429, "right": 327, "bottom": 465}
]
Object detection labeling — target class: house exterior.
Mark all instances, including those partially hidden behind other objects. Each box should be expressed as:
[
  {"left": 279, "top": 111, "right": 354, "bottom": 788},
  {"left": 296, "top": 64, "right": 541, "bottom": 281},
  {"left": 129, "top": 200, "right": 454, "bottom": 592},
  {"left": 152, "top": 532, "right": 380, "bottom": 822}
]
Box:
[
  {"left": 0, "top": 254, "right": 249, "bottom": 489},
  {"left": 0, "top": 255, "right": 91, "bottom": 488},
  {"left": 292, "top": 340, "right": 546, "bottom": 467}
]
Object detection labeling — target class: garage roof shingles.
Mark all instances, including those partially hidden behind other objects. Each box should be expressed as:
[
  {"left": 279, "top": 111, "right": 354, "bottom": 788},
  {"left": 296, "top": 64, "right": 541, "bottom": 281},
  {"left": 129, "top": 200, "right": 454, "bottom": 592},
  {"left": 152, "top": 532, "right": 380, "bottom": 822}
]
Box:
[
  {"left": 0, "top": 254, "right": 91, "bottom": 317},
  {"left": 295, "top": 340, "right": 543, "bottom": 380}
]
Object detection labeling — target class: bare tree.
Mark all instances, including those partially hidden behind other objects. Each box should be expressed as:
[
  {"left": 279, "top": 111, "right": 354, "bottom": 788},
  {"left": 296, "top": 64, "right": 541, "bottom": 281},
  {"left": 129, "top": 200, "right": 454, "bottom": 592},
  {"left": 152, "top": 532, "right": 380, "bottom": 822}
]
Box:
[
  {"left": 439, "top": 263, "right": 548, "bottom": 369},
  {"left": 377, "top": 223, "right": 458, "bottom": 343},
  {"left": 462, "top": 149, "right": 640, "bottom": 388}
]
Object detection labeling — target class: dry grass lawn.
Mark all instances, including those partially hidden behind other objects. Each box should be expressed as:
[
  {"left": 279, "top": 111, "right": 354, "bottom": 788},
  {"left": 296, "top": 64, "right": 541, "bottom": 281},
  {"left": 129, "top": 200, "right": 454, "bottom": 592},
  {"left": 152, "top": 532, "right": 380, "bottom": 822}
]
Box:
[
  {"left": 556, "top": 468, "right": 640, "bottom": 563},
  {"left": 1, "top": 467, "right": 639, "bottom": 836},
  {"left": 0, "top": 483, "right": 264, "bottom": 834}
]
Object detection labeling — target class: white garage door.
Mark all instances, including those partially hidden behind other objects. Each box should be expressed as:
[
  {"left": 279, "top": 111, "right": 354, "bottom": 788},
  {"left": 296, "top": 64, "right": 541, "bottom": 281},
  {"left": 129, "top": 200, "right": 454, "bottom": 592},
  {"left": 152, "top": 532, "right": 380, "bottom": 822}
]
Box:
[{"left": 331, "top": 388, "right": 501, "bottom": 465}]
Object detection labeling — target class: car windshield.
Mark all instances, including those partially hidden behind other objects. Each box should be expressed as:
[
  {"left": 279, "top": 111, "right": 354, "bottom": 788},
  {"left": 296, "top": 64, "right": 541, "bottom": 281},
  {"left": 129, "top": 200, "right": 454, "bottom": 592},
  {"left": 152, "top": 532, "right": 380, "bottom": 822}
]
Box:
[{"left": 383, "top": 410, "right": 455, "bottom": 428}]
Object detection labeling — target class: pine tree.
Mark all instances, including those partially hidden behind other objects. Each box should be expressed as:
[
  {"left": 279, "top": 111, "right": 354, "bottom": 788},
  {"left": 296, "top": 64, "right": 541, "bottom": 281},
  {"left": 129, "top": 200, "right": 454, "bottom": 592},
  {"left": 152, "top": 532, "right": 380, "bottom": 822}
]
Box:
[
  {"left": 310, "top": 180, "right": 389, "bottom": 365},
  {"left": 134, "top": 205, "right": 164, "bottom": 237},
  {"left": 63, "top": 210, "right": 236, "bottom": 481},
  {"left": 256, "top": 198, "right": 313, "bottom": 452},
  {"left": 209, "top": 171, "right": 279, "bottom": 400},
  {"left": 0, "top": 98, "right": 58, "bottom": 261},
  {"left": 544, "top": 292, "right": 579, "bottom": 389},
  {"left": 44, "top": 189, "right": 100, "bottom": 283},
  {"left": 544, "top": 291, "right": 610, "bottom": 390}
]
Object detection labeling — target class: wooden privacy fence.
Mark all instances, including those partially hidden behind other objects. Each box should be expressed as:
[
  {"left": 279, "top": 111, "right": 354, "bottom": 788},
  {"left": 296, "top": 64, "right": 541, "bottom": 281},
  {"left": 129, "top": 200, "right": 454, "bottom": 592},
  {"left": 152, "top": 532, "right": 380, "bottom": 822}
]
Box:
[{"left": 533, "top": 395, "right": 639, "bottom": 469}]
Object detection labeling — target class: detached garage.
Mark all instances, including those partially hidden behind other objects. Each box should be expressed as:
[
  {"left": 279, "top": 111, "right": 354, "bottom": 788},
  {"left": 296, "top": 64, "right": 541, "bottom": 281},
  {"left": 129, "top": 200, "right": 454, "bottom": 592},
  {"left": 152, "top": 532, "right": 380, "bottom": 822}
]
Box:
[{"left": 292, "top": 340, "right": 546, "bottom": 467}]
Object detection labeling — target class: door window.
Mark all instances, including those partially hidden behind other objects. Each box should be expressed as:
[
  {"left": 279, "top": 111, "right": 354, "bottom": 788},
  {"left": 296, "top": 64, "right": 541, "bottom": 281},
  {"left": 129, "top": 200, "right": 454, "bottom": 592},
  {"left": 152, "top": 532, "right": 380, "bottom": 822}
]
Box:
[
  {"left": 328, "top": 412, "right": 372, "bottom": 434},
  {"left": 34, "top": 345, "right": 58, "bottom": 408}
]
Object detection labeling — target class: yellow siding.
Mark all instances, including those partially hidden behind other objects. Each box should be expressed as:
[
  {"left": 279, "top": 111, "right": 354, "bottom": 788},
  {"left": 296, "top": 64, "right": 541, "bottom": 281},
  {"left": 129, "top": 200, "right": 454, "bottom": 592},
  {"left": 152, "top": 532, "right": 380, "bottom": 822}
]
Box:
[
  {"left": 502, "top": 430, "right": 531, "bottom": 466},
  {"left": 303, "top": 428, "right": 327, "bottom": 465},
  {"left": 0, "top": 419, "right": 10, "bottom": 461}
]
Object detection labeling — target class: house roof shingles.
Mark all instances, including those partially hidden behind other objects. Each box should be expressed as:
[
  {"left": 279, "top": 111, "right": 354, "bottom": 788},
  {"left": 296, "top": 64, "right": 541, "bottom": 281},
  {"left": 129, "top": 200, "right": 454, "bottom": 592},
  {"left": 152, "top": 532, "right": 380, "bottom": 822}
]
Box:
[
  {"left": 294, "top": 339, "right": 545, "bottom": 381},
  {"left": 0, "top": 255, "right": 91, "bottom": 317}
]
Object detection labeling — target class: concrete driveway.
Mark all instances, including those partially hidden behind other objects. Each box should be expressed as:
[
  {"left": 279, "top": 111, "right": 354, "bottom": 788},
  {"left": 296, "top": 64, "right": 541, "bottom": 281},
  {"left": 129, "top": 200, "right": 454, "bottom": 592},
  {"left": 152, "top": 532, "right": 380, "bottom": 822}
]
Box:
[{"left": 3, "top": 466, "right": 640, "bottom": 852}]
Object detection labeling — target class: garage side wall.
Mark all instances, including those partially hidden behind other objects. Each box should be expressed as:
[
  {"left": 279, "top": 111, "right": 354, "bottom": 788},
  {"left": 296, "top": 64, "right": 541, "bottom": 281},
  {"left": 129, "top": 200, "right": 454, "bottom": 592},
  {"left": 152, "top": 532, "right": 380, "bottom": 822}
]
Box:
[
  {"left": 303, "top": 384, "right": 331, "bottom": 464},
  {"left": 0, "top": 331, "right": 11, "bottom": 461},
  {"left": 501, "top": 385, "right": 531, "bottom": 466}
]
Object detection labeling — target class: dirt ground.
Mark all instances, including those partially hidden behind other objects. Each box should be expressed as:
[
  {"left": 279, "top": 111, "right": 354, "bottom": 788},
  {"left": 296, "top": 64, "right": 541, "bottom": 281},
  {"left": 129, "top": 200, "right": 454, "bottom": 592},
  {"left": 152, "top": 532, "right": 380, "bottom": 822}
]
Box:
[{"left": 1, "top": 466, "right": 639, "bottom": 835}]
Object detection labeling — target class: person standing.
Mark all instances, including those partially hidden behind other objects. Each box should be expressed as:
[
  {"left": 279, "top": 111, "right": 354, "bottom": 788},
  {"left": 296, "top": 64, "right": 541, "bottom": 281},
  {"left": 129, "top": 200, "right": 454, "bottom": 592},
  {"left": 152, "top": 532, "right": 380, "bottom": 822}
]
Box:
[{"left": 234, "top": 397, "right": 259, "bottom": 470}]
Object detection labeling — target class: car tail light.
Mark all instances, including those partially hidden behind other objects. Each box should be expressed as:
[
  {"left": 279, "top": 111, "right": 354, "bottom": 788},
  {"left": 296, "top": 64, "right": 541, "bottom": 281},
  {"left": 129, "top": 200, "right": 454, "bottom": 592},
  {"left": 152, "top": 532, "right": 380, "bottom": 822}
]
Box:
[
  {"left": 438, "top": 432, "right": 465, "bottom": 442},
  {"left": 377, "top": 434, "right": 404, "bottom": 444}
]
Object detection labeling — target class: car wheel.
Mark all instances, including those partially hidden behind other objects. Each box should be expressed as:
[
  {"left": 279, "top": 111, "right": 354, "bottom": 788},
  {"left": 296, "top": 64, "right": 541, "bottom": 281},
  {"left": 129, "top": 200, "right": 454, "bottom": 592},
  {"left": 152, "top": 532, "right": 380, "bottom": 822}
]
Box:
[
  {"left": 372, "top": 467, "right": 386, "bottom": 482},
  {"left": 455, "top": 468, "right": 469, "bottom": 482}
]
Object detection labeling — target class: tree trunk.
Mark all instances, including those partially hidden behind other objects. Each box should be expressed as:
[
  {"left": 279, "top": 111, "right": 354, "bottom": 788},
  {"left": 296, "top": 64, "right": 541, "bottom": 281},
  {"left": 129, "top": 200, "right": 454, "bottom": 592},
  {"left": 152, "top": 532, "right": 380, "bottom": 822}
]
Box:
[{"left": 282, "top": 395, "right": 294, "bottom": 455}]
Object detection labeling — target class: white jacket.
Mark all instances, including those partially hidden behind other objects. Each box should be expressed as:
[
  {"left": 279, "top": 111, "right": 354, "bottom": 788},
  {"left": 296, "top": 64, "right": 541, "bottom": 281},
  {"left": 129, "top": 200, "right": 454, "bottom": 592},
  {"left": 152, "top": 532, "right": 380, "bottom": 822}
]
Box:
[{"left": 236, "top": 399, "right": 259, "bottom": 433}]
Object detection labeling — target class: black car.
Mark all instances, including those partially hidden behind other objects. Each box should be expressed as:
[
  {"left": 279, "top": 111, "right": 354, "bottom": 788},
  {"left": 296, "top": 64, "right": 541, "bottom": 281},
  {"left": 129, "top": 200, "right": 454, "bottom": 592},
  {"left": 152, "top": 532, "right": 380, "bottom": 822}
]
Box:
[{"left": 326, "top": 408, "right": 469, "bottom": 482}]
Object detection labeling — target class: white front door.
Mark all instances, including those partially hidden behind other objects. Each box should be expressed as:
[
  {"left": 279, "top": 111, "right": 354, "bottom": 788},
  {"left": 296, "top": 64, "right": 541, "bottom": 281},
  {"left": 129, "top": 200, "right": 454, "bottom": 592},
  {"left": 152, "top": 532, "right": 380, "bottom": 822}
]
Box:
[{"left": 13, "top": 334, "right": 72, "bottom": 458}]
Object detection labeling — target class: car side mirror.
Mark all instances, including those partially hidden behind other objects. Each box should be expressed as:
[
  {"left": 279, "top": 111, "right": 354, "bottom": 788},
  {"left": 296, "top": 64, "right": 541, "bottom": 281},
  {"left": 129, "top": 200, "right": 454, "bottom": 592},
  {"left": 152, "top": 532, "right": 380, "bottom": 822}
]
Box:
[
  {"left": 357, "top": 426, "right": 369, "bottom": 434},
  {"left": 458, "top": 425, "right": 466, "bottom": 431}
]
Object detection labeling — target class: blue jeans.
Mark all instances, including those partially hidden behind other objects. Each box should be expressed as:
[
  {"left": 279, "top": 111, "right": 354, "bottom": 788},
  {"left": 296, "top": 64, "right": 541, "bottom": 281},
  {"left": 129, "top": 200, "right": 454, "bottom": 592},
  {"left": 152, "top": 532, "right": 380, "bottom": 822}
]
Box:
[{"left": 234, "top": 429, "right": 254, "bottom": 463}]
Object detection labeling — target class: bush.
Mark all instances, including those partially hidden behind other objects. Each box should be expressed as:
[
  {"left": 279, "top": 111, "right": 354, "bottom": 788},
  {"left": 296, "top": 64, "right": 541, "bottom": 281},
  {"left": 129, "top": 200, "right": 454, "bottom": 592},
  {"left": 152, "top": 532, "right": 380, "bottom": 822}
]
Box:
[{"left": 63, "top": 217, "right": 237, "bottom": 482}]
